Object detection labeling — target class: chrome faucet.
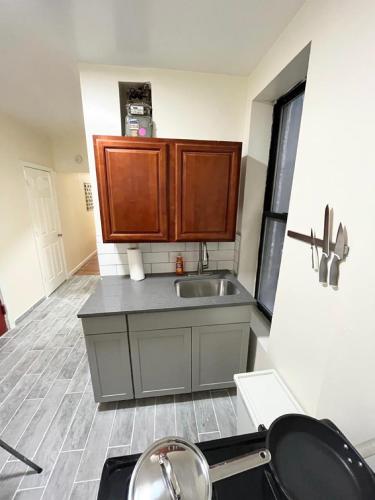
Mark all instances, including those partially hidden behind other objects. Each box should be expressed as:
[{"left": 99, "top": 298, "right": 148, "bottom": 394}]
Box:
[{"left": 197, "top": 242, "right": 209, "bottom": 274}]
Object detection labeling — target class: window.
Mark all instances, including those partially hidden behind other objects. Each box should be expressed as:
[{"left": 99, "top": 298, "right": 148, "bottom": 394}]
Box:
[{"left": 255, "top": 82, "right": 305, "bottom": 320}]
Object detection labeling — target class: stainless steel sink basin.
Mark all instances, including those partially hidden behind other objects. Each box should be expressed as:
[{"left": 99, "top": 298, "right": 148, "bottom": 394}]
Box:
[{"left": 175, "top": 278, "right": 239, "bottom": 298}]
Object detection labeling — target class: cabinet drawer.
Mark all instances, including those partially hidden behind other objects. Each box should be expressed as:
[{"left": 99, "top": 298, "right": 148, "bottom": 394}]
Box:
[
  {"left": 192, "top": 323, "right": 250, "bottom": 391},
  {"left": 82, "top": 315, "right": 127, "bottom": 335},
  {"left": 130, "top": 328, "right": 191, "bottom": 398},
  {"left": 128, "top": 306, "right": 251, "bottom": 331},
  {"left": 85, "top": 332, "right": 133, "bottom": 402}
]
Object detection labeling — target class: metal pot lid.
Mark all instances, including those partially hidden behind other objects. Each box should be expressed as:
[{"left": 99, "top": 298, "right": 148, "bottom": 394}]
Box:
[{"left": 128, "top": 436, "right": 211, "bottom": 500}]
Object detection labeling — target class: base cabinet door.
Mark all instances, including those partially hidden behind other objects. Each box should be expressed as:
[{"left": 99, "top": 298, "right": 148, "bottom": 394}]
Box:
[
  {"left": 130, "top": 328, "right": 191, "bottom": 398},
  {"left": 85, "top": 333, "right": 134, "bottom": 402},
  {"left": 192, "top": 323, "right": 250, "bottom": 391}
]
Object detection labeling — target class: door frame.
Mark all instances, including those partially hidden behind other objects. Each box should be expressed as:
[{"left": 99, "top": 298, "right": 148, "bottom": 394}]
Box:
[
  {"left": 22, "top": 161, "right": 68, "bottom": 296},
  {"left": 0, "top": 287, "right": 9, "bottom": 335}
]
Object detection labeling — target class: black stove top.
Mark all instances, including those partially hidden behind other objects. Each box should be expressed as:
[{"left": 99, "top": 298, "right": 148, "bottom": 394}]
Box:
[{"left": 98, "top": 430, "right": 285, "bottom": 500}]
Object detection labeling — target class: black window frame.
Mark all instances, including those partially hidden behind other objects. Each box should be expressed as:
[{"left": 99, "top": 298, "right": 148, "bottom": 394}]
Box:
[{"left": 255, "top": 81, "right": 306, "bottom": 320}]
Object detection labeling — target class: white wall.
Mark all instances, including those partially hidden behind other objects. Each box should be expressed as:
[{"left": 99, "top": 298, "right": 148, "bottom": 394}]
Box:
[
  {"left": 79, "top": 64, "right": 248, "bottom": 275},
  {"left": 239, "top": 0, "right": 375, "bottom": 445},
  {"left": 55, "top": 172, "right": 96, "bottom": 274},
  {"left": 0, "top": 112, "right": 96, "bottom": 326},
  {"left": 0, "top": 113, "right": 53, "bottom": 325}
]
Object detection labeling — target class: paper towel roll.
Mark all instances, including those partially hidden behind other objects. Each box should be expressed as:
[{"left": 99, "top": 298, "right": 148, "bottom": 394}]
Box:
[{"left": 127, "top": 248, "right": 145, "bottom": 281}]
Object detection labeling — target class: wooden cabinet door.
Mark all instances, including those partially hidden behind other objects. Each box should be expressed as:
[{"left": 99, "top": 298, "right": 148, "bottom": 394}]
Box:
[
  {"left": 129, "top": 328, "right": 191, "bottom": 398},
  {"left": 174, "top": 141, "right": 241, "bottom": 241},
  {"left": 94, "top": 136, "right": 169, "bottom": 242},
  {"left": 85, "top": 332, "right": 134, "bottom": 402},
  {"left": 192, "top": 323, "right": 249, "bottom": 391}
]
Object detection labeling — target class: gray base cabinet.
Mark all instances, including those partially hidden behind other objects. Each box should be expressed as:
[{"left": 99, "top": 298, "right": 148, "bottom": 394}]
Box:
[
  {"left": 82, "top": 306, "right": 251, "bottom": 402},
  {"left": 192, "top": 323, "right": 250, "bottom": 391},
  {"left": 130, "top": 328, "right": 191, "bottom": 398},
  {"left": 85, "top": 332, "right": 133, "bottom": 402}
]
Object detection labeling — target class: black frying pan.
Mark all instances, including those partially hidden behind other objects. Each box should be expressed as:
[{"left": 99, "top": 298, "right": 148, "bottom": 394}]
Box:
[{"left": 266, "top": 414, "right": 375, "bottom": 500}]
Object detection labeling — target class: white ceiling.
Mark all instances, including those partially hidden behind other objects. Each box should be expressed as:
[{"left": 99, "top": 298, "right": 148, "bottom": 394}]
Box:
[{"left": 0, "top": 0, "right": 305, "bottom": 136}]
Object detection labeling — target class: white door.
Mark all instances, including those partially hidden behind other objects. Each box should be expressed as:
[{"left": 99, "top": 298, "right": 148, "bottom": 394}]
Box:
[{"left": 24, "top": 166, "right": 66, "bottom": 295}]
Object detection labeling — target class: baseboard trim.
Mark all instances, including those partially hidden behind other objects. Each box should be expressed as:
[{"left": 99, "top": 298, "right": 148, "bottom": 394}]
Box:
[
  {"left": 69, "top": 250, "right": 97, "bottom": 276},
  {"left": 15, "top": 296, "right": 46, "bottom": 325}
]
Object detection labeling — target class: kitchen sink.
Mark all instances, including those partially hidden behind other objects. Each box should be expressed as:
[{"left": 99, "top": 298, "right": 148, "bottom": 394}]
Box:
[{"left": 175, "top": 278, "right": 239, "bottom": 298}]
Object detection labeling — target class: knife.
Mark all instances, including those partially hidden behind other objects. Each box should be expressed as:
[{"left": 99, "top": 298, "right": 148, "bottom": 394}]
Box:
[
  {"left": 319, "top": 205, "right": 330, "bottom": 284},
  {"left": 329, "top": 223, "right": 345, "bottom": 287},
  {"left": 313, "top": 230, "right": 319, "bottom": 271},
  {"left": 310, "top": 229, "right": 315, "bottom": 269}
]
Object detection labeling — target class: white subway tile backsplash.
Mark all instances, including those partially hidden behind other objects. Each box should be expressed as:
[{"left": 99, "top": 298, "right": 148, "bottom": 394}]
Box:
[
  {"left": 151, "top": 243, "right": 186, "bottom": 252},
  {"left": 142, "top": 252, "right": 169, "bottom": 264},
  {"left": 218, "top": 242, "right": 235, "bottom": 250},
  {"left": 151, "top": 262, "right": 175, "bottom": 273},
  {"left": 97, "top": 242, "right": 131, "bottom": 254},
  {"left": 96, "top": 239, "right": 237, "bottom": 277},
  {"left": 169, "top": 251, "right": 199, "bottom": 263},
  {"left": 137, "top": 243, "right": 152, "bottom": 251},
  {"left": 209, "top": 250, "right": 235, "bottom": 261},
  {"left": 99, "top": 253, "right": 128, "bottom": 266},
  {"left": 183, "top": 261, "right": 198, "bottom": 272},
  {"left": 183, "top": 261, "right": 218, "bottom": 272},
  {"left": 100, "top": 265, "right": 117, "bottom": 276},
  {"left": 217, "top": 261, "right": 234, "bottom": 271},
  {"left": 116, "top": 264, "right": 130, "bottom": 275},
  {"left": 185, "top": 242, "right": 199, "bottom": 250},
  {"left": 144, "top": 263, "right": 152, "bottom": 274},
  {"left": 206, "top": 243, "right": 219, "bottom": 250}
]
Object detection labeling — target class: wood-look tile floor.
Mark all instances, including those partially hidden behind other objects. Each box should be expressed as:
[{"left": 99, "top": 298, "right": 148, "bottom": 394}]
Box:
[
  {"left": 0, "top": 276, "right": 239, "bottom": 500},
  {"left": 75, "top": 254, "right": 100, "bottom": 276}
]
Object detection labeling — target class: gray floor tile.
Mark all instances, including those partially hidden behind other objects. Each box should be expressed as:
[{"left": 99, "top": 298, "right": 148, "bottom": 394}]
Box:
[
  {"left": 175, "top": 393, "right": 199, "bottom": 443},
  {"left": 28, "top": 348, "right": 72, "bottom": 399},
  {"left": 66, "top": 356, "right": 89, "bottom": 393},
  {"left": 0, "top": 340, "right": 34, "bottom": 379},
  {"left": 106, "top": 445, "right": 130, "bottom": 458},
  {"left": 0, "top": 351, "right": 41, "bottom": 404},
  {"left": 70, "top": 480, "right": 100, "bottom": 500},
  {"left": 76, "top": 401, "right": 116, "bottom": 481},
  {"left": 0, "top": 337, "right": 12, "bottom": 351},
  {"left": 0, "top": 461, "right": 32, "bottom": 500},
  {"left": 0, "top": 351, "right": 11, "bottom": 364},
  {"left": 193, "top": 391, "right": 219, "bottom": 434},
  {"left": 211, "top": 389, "right": 237, "bottom": 438},
  {"left": 198, "top": 431, "right": 221, "bottom": 442},
  {"left": 0, "top": 398, "right": 41, "bottom": 470},
  {"left": 28, "top": 349, "right": 57, "bottom": 375},
  {"left": 62, "top": 393, "right": 97, "bottom": 451},
  {"left": 0, "top": 276, "right": 238, "bottom": 499},
  {"left": 58, "top": 342, "right": 85, "bottom": 380},
  {"left": 16, "top": 379, "right": 70, "bottom": 458},
  {"left": 14, "top": 488, "right": 44, "bottom": 499},
  {"left": 42, "top": 450, "right": 82, "bottom": 500},
  {"left": 154, "top": 395, "right": 176, "bottom": 440},
  {"left": 20, "top": 393, "right": 81, "bottom": 489},
  {"left": 130, "top": 398, "right": 156, "bottom": 454},
  {"left": 0, "top": 374, "right": 39, "bottom": 432},
  {"left": 109, "top": 400, "right": 135, "bottom": 447}
]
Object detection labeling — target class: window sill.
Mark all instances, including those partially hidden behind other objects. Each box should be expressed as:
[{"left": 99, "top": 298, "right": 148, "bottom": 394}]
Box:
[{"left": 251, "top": 306, "right": 271, "bottom": 352}]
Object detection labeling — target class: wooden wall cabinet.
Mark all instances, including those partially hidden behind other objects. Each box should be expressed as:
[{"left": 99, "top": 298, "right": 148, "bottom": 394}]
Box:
[{"left": 94, "top": 136, "right": 241, "bottom": 242}]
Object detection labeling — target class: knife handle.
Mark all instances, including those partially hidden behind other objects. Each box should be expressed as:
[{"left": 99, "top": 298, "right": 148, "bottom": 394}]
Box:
[
  {"left": 319, "top": 254, "right": 328, "bottom": 284},
  {"left": 329, "top": 255, "right": 340, "bottom": 287}
]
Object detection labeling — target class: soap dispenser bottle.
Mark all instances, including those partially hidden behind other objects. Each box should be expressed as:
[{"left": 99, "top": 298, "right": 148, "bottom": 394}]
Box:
[{"left": 176, "top": 254, "right": 184, "bottom": 275}]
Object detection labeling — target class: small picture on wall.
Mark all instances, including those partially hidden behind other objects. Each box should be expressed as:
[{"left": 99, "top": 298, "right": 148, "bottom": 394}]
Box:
[{"left": 84, "top": 182, "right": 93, "bottom": 211}]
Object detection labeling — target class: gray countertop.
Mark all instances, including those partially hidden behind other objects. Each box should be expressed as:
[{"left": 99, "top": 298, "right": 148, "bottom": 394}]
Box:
[{"left": 77, "top": 271, "right": 255, "bottom": 318}]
